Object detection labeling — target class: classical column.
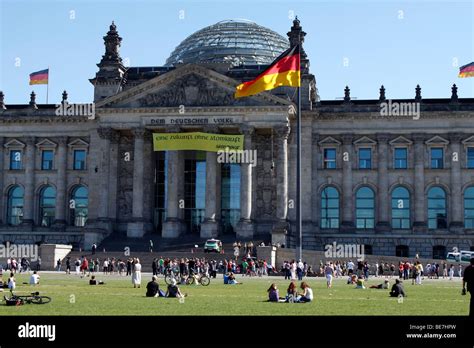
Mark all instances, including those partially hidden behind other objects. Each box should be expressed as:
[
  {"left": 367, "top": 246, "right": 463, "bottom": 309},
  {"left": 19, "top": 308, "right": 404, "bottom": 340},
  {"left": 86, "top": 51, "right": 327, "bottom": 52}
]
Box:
[
  {"left": 96, "top": 127, "right": 113, "bottom": 224},
  {"left": 162, "top": 127, "right": 184, "bottom": 238},
  {"left": 107, "top": 131, "right": 120, "bottom": 221},
  {"left": 340, "top": 134, "right": 354, "bottom": 232},
  {"left": 236, "top": 125, "right": 255, "bottom": 239},
  {"left": 449, "top": 132, "right": 463, "bottom": 232},
  {"left": 272, "top": 125, "right": 290, "bottom": 245},
  {"left": 22, "top": 136, "right": 36, "bottom": 226},
  {"left": 201, "top": 151, "right": 219, "bottom": 238},
  {"left": 53, "top": 136, "right": 68, "bottom": 227},
  {"left": 376, "top": 133, "right": 390, "bottom": 232},
  {"left": 127, "top": 128, "right": 146, "bottom": 238},
  {"left": 413, "top": 133, "right": 427, "bottom": 232},
  {"left": 0, "top": 137, "right": 4, "bottom": 225}
]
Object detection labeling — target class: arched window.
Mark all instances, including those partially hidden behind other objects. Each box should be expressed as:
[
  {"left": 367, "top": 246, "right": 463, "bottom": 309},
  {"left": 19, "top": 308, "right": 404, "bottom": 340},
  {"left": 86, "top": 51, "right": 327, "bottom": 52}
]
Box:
[
  {"left": 70, "top": 186, "right": 88, "bottom": 227},
  {"left": 428, "top": 187, "right": 447, "bottom": 229},
  {"left": 356, "top": 187, "right": 375, "bottom": 229},
  {"left": 7, "top": 186, "right": 24, "bottom": 226},
  {"left": 391, "top": 187, "right": 410, "bottom": 229},
  {"left": 320, "top": 187, "right": 339, "bottom": 229},
  {"left": 464, "top": 186, "right": 474, "bottom": 228},
  {"left": 39, "top": 186, "right": 56, "bottom": 227}
]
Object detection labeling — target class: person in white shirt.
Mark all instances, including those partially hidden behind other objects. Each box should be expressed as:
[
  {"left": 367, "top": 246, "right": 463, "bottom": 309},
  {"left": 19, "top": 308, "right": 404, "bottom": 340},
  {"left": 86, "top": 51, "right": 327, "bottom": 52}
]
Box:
[
  {"left": 325, "top": 263, "right": 334, "bottom": 288},
  {"left": 8, "top": 273, "right": 15, "bottom": 290},
  {"left": 290, "top": 261, "right": 297, "bottom": 280},
  {"left": 347, "top": 260, "right": 355, "bottom": 275},
  {"left": 297, "top": 259, "right": 304, "bottom": 280},
  {"left": 132, "top": 258, "right": 142, "bottom": 288},
  {"left": 29, "top": 271, "right": 40, "bottom": 285},
  {"left": 298, "top": 282, "right": 313, "bottom": 302}
]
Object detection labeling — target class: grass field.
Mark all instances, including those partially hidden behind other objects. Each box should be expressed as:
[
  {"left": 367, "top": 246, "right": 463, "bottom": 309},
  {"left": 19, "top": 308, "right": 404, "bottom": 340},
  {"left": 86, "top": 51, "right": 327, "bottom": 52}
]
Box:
[{"left": 0, "top": 272, "right": 469, "bottom": 316}]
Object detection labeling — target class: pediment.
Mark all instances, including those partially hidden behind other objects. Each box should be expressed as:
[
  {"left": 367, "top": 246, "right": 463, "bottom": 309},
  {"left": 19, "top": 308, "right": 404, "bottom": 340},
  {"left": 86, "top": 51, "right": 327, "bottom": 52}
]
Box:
[
  {"left": 36, "top": 138, "right": 57, "bottom": 148},
  {"left": 354, "top": 136, "right": 377, "bottom": 145},
  {"left": 389, "top": 136, "right": 413, "bottom": 146},
  {"left": 318, "top": 136, "right": 341, "bottom": 146},
  {"left": 4, "top": 139, "right": 25, "bottom": 148},
  {"left": 96, "top": 64, "right": 291, "bottom": 109},
  {"left": 462, "top": 135, "right": 474, "bottom": 145},
  {"left": 425, "top": 135, "right": 449, "bottom": 145},
  {"left": 68, "top": 138, "right": 89, "bottom": 148}
]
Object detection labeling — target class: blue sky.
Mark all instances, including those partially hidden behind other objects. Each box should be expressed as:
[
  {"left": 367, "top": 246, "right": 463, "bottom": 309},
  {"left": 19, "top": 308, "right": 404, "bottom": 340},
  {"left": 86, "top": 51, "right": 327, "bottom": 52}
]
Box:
[{"left": 0, "top": 0, "right": 473, "bottom": 104}]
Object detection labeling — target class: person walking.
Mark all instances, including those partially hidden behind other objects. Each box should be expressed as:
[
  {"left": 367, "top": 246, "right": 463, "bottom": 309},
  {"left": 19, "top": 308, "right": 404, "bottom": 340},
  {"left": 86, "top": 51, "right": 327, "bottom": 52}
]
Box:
[
  {"left": 296, "top": 259, "right": 304, "bottom": 281},
  {"left": 65, "top": 257, "right": 71, "bottom": 274},
  {"left": 36, "top": 256, "right": 41, "bottom": 271},
  {"left": 462, "top": 258, "right": 474, "bottom": 316}
]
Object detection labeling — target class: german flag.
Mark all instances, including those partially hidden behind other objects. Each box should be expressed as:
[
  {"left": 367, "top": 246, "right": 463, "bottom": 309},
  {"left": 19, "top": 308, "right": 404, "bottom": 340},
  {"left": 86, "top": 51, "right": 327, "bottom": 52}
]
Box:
[
  {"left": 458, "top": 62, "right": 474, "bottom": 78},
  {"left": 29, "top": 69, "right": 49, "bottom": 85},
  {"left": 235, "top": 45, "right": 300, "bottom": 98}
]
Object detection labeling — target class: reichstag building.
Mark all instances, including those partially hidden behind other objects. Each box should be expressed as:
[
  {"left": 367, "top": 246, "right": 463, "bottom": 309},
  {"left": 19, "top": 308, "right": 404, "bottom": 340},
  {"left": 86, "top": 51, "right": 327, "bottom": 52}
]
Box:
[{"left": 1, "top": 19, "right": 473, "bottom": 258}]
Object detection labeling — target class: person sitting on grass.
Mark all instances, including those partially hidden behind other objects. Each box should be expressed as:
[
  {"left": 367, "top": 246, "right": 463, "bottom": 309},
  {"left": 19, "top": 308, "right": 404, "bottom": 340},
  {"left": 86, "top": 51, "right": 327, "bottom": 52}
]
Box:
[
  {"left": 355, "top": 276, "right": 366, "bottom": 289},
  {"left": 286, "top": 281, "right": 298, "bottom": 302},
  {"left": 146, "top": 275, "right": 160, "bottom": 297},
  {"left": 89, "top": 275, "right": 105, "bottom": 285},
  {"left": 166, "top": 279, "right": 187, "bottom": 298},
  {"left": 369, "top": 280, "right": 390, "bottom": 289},
  {"left": 227, "top": 272, "right": 242, "bottom": 285},
  {"left": 389, "top": 279, "right": 406, "bottom": 297},
  {"left": 297, "top": 282, "right": 313, "bottom": 303},
  {"left": 347, "top": 274, "right": 357, "bottom": 285},
  {"left": 267, "top": 283, "right": 286, "bottom": 302},
  {"left": 29, "top": 271, "right": 40, "bottom": 285}
]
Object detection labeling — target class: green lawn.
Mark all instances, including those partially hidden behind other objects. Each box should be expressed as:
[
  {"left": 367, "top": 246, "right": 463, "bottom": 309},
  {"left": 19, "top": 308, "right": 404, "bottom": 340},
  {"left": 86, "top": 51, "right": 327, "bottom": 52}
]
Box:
[{"left": 0, "top": 272, "right": 469, "bottom": 316}]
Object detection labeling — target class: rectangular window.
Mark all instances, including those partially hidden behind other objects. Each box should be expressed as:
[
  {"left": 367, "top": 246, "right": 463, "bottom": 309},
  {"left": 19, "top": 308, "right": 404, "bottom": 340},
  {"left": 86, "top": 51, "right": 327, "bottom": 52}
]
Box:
[
  {"left": 323, "top": 148, "right": 336, "bottom": 169},
  {"left": 467, "top": 147, "right": 474, "bottom": 169},
  {"left": 358, "top": 148, "right": 372, "bottom": 169},
  {"left": 41, "top": 150, "right": 54, "bottom": 170},
  {"left": 10, "top": 150, "right": 22, "bottom": 170},
  {"left": 394, "top": 148, "right": 407, "bottom": 169},
  {"left": 431, "top": 148, "right": 444, "bottom": 169},
  {"left": 73, "top": 150, "right": 86, "bottom": 170}
]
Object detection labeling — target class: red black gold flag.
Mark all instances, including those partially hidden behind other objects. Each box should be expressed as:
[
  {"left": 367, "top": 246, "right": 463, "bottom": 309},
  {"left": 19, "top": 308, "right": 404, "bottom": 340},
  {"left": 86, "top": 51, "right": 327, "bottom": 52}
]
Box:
[
  {"left": 235, "top": 45, "right": 300, "bottom": 98},
  {"left": 458, "top": 62, "right": 474, "bottom": 78}
]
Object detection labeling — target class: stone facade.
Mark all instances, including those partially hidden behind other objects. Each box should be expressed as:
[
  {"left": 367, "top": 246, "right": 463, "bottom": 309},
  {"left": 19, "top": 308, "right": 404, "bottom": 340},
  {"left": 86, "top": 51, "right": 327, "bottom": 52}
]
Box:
[{"left": 0, "top": 20, "right": 473, "bottom": 258}]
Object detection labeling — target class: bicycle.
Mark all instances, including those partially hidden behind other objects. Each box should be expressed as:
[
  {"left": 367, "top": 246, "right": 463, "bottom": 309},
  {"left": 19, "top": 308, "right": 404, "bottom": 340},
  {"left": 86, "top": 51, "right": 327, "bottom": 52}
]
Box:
[
  {"left": 164, "top": 270, "right": 182, "bottom": 285},
  {"left": 185, "top": 272, "right": 210, "bottom": 286},
  {"left": 4, "top": 291, "right": 52, "bottom": 305}
]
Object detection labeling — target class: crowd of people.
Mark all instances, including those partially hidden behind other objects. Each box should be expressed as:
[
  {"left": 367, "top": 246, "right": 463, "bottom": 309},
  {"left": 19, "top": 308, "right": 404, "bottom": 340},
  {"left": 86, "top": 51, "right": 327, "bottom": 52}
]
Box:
[
  {"left": 310, "top": 259, "right": 465, "bottom": 283},
  {"left": 150, "top": 256, "right": 275, "bottom": 278},
  {"left": 1, "top": 257, "right": 42, "bottom": 273}
]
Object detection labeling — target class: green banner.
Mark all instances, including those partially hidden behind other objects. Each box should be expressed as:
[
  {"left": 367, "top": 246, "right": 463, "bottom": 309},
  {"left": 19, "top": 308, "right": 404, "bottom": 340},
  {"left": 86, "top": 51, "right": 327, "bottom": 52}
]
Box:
[{"left": 153, "top": 132, "right": 244, "bottom": 152}]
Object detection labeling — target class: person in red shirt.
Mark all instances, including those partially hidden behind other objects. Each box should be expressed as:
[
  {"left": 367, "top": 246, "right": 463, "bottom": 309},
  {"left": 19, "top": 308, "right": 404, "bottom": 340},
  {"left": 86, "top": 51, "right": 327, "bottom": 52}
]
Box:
[{"left": 81, "top": 257, "right": 89, "bottom": 277}]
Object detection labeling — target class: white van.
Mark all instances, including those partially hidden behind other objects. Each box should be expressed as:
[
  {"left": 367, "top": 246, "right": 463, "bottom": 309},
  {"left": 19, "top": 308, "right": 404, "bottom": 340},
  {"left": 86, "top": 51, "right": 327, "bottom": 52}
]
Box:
[{"left": 446, "top": 251, "right": 474, "bottom": 264}]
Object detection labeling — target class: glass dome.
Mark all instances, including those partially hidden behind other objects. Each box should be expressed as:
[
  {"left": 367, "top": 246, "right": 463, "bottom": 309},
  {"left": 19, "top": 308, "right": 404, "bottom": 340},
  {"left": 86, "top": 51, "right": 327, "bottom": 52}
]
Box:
[{"left": 165, "top": 19, "right": 290, "bottom": 67}]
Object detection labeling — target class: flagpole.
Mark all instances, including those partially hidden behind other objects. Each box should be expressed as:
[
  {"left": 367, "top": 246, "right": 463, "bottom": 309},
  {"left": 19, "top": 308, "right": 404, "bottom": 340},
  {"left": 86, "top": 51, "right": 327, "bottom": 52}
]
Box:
[
  {"left": 46, "top": 67, "right": 49, "bottom": 104},
  {"left": 296, "top": 42, "right": 302, "bottom": 262}
]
